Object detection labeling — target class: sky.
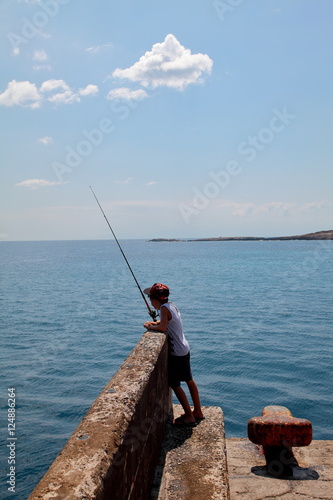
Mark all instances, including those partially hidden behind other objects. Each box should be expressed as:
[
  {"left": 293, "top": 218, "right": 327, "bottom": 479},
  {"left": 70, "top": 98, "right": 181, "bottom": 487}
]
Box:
[{"left": 0, "top": 0, "right": 332, "bottom": 241}]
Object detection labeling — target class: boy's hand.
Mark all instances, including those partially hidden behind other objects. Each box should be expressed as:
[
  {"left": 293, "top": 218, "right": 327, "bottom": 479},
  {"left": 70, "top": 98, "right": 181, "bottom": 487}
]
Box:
[
  {"left": 144, "top": 318, "right": 165, "bottom": 332},
  {"left": 144, "top": 320, "right": 160, "bottom": 331}
]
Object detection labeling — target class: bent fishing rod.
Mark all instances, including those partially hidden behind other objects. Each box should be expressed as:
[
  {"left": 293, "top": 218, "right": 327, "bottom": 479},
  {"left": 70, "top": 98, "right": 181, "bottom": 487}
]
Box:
[{"left": 89, "top": 186, "right": 158, "bottom": 321}]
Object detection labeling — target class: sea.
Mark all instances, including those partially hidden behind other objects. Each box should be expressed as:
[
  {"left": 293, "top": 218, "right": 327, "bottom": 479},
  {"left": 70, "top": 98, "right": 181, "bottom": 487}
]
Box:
[{"left": 0, "top": 239, "right": 332, "bottom": 498}]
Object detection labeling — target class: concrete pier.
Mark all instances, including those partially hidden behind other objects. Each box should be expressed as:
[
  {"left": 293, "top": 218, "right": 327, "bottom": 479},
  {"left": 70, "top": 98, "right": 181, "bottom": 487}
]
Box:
[
  {"left": 226, "top": 438, "right": 333, "bottom": 499},
  {"left": 151, "top": 409, "right": 333, "bottom": 500},
  {"left": 28, "top": 330, "right": 333, "bottom": 499},
  {"left": 150, "top": 404, "right": 229, "bottom": 500},
  {"left": 28, "top": 332, "right": 171, "bottom": 500}
]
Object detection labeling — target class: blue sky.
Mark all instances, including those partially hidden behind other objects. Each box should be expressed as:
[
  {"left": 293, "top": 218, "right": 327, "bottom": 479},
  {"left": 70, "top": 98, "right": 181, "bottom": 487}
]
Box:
[{"left": 1, "top": 0, "right": 332, "bottom": 240}]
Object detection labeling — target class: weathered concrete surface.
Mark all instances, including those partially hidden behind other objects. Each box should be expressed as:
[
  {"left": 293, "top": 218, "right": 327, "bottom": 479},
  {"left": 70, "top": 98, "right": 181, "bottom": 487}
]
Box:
[
  {"left": 226, "top": 438, "right": 333, "bottom": 499},
  {"left": 28, "top": 332, "right": 171, "bottom": 500},
  {"left": 150, "top": 404, "right": 229, "bottom": 500}
]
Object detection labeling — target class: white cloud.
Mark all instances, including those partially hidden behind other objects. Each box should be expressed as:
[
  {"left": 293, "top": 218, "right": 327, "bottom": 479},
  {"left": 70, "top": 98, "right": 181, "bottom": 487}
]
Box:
[
  {"left": 38, "top": 136, "right": 52, "bottom": 145},
  {"left": 214, "top": 202, "right": 255, "bottom": 216},
  {"left": 109, "top": 200, "right": 172, "bottom": 208},
  {"left": 0, "top": 80, "right": 42, "bottom": 108},
  {"left": 79, "top": 84, "right": 99, "bottom": 96},
  {"left": 146, "top": 181, "right": 157, "bottom": 186},
  {"left": 47, "top": 90, "right": 80, "bottom": 105},
  {"left": 33, "top": 49, "right": 48, "bottom": 61},
  {"left": 30, "top": 102, "right": 41, "bottom": 109},
  {"left": 39, "top": 80, "right": 98, "bottom": 104},
  {"left": 15, "top": 179, "right": 67, "bottom": 189},
  {"left": 39, "top": 32, "right": 51, "bottom": 40},
  {"left": 40, "top": 79, "right": 69, "bottom": 93},
  {"left": 215, "top": 201, "right": 329, "bottom": 217},
  {"left": 112, "top": 34, "right": 213, "bottom": 90},
  {"left": 106, "top": 87, "right": 148, "bottom": 101},
  {"left": 40, "top": 80, "right": 79, "bottom": 105},
  {"left": 33, "top": 65, "right": 52, "bottom": 71},
  {"left": 258, "top": 202, "right": 296, "bottom": 215},
  {"left": 300, "top": 200, "right": 330, "bottom": 212},
  {"left": 218, "top": 201, "right": 296, "bottom": 217},
  {"left": 113, "top": 177, "right": 134, "bottom": 184},
  {"left": 0, "top": 79, "right": 99, "bottom": 108},
  {"left": 86, "top": 43, "right": 113, "bottom": 54}
]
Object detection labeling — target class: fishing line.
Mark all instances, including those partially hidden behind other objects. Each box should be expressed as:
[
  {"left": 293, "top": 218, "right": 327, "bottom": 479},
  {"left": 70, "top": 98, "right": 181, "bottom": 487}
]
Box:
[{"left": 89, "top": 186, "right": 157, "bottom": 321}]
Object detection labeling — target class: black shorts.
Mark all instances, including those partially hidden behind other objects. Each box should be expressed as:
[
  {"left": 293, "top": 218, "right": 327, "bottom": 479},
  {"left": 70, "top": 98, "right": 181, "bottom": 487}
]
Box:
[{"left": 168, "top": 352, "right": 192, "bottom": 388}]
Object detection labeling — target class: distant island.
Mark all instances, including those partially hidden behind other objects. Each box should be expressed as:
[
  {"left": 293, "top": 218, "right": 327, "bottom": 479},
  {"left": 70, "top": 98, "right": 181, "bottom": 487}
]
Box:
[{"left": 149, "top": 230, "right": 333, "bottom": 242}]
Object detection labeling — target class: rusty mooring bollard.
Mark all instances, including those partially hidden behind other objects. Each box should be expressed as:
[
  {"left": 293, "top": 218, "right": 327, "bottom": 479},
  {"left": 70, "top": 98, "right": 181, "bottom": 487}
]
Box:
[{"left": 248, "top": 405, "right": 312, "bottom": 477}]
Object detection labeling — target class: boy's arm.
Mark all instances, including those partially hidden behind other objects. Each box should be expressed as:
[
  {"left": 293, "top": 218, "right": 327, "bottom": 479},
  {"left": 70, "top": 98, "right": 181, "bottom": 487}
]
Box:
[
  {"left": 144, "top": 306, "right": 170, "bottom": 332},
  {"left": 144, "top": 320, "right": 161, "bottom": 330}
]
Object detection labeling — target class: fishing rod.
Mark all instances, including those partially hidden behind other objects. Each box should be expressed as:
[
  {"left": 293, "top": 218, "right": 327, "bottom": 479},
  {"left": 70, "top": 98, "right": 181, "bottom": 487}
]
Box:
[{"left": 89, "top": 186, "right": 158, "bottom": 321}]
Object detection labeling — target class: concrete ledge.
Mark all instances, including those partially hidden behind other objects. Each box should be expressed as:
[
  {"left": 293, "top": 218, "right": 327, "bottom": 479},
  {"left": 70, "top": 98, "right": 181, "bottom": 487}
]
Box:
[
  {"left": 150, "top": 404, "right": 230, "bottom": 500},
  {"left": 226, "top": 438, "right": 333, "bottom": 499},
  {"left": 28, "top": 332, "right": 171, "bottom": 500}
]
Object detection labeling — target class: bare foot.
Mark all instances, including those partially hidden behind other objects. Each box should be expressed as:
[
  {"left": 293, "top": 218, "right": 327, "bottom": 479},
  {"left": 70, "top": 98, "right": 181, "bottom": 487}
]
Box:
[
  {"left": 181, "top": 412, "right": 204, "bottom": 421},
  {"left": 174, "top": 415, "right": 196, "bottom": 427},
  {"left": 193, "top": 412, "right": 205, "bottom": 420}
]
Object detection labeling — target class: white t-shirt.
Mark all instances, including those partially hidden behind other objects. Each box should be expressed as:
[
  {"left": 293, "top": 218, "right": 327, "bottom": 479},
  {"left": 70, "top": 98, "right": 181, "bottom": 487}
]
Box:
[{"left": 161, "top": 302, "right": 190, "bottom": 356}]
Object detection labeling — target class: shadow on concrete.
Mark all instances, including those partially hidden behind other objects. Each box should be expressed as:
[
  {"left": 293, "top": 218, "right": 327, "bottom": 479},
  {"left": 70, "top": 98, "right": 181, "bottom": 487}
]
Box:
[
  {"left": 149, "top": 417, "right": 198, "bottom": 499},
  {"left": 251, "top": 465, "right": 319, "bottom": 481},
  {"left": 249, "top": 444, "right": 320, "bottom": 481}
]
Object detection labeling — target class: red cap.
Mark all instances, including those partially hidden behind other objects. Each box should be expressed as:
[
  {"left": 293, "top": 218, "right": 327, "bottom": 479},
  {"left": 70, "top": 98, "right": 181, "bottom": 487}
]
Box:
[{"left": 144, "top": 283, "right": 169, "bottom": 300}]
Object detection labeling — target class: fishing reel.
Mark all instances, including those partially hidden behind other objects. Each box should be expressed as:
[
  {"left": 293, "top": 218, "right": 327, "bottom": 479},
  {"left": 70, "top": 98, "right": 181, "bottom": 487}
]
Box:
[{"left": 149, "top": 309, "right": 159, "bottom": 322}]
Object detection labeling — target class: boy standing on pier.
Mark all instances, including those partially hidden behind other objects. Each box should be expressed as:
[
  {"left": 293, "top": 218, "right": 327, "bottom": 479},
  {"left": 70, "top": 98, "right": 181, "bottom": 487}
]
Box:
[{"left": 143, "top": 283, "right": 204, "bottom": 426}]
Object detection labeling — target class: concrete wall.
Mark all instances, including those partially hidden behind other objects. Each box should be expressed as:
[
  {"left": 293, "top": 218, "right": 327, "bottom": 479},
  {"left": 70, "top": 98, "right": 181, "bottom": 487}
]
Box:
[{"left": 28, "top": 331, "right": 171, "bottom": 500}]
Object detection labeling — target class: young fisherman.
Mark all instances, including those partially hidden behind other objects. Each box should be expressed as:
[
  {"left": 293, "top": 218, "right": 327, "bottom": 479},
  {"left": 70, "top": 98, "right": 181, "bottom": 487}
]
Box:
[{"left": 143, "top": 283, "right": 204, "bottom": 426}]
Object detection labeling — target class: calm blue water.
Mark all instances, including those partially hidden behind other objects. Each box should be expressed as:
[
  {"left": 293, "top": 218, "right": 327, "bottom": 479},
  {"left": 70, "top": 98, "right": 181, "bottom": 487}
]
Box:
[{"left": 1, "top": 239, "right": 332, "bottom": 498}]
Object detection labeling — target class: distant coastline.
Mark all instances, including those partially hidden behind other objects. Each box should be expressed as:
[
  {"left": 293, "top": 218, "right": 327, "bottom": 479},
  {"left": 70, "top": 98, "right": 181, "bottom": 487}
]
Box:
[{"left": 148, "top": 230, "right": 333, "bottom": 242}]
